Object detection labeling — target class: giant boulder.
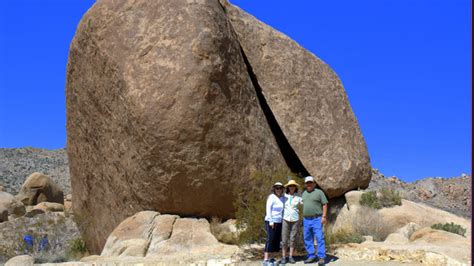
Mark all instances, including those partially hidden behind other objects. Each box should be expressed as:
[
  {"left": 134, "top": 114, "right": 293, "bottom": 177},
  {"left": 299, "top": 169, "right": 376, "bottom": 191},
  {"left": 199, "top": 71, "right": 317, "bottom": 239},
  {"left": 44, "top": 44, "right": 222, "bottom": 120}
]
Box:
[
  {"left": 220, "top": 0, "right": 371, "bottom": 197},
  {"left": 66, "top": 0, "right": 286, "bottom": 253},
  {"left": 66, "top": 0, "right": 370, "bottom": 253}
]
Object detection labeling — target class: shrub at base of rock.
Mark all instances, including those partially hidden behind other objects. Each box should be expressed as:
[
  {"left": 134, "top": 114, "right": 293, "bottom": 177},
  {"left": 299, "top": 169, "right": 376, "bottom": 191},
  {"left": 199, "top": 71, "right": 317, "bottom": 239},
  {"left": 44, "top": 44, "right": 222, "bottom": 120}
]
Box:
[
  {"left": 430, "top": 222, "right": 467, "bottom": 237},
  {"left": 233, "top": 169, "right": 297, "bottom": 245}
]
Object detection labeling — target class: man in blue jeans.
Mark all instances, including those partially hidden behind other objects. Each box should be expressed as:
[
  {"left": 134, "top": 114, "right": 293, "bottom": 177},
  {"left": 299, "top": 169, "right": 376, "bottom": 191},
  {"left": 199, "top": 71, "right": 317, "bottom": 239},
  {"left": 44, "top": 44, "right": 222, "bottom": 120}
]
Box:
[{"left": 302, "top": 176, "right": 328, "bottom": 264}]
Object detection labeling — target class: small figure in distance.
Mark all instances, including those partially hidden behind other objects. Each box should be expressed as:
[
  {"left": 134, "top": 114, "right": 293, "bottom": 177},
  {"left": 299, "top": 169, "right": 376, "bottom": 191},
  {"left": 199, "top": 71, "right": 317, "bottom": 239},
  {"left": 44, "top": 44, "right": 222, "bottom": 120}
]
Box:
[{"left": 38, "top": 233, "right": 50, "bottom": 252}]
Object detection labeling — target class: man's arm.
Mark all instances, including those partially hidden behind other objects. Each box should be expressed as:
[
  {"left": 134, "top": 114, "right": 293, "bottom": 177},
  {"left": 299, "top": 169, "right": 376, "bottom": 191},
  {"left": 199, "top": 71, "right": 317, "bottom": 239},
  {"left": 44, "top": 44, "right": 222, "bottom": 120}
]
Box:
[{"left": 322, "top": 204, "right": 328, "bottom": 225}]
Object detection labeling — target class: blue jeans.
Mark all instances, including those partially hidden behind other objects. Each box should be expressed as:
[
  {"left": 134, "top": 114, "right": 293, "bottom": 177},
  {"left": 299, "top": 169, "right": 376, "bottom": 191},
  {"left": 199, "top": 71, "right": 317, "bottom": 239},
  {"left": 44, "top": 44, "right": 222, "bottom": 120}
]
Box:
[{"left": 303, "top": 217, "right": 326, "bottom": 259}]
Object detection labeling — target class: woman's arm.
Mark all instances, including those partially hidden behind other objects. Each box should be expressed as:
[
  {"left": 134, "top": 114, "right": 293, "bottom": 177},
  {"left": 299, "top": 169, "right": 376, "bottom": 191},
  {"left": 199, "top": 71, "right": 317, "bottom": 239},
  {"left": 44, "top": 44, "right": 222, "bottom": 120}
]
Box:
[{"left": 266, "top": 195, "right": 274, "bottom": 228}]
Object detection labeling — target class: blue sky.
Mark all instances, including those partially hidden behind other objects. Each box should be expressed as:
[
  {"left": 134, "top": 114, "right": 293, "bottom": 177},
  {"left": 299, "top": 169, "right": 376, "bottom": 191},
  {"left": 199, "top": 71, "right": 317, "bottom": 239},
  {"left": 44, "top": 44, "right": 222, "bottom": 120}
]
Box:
[{"left": 0, "top": 0, "right": 471, "bottom": 182}]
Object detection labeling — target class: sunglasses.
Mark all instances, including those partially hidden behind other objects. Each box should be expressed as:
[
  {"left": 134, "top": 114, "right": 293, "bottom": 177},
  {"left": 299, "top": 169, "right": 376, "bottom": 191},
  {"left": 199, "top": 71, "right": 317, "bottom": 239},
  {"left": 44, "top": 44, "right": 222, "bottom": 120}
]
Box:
[{"left": 275, "top": 187, "right": 283, "bottom": 190}]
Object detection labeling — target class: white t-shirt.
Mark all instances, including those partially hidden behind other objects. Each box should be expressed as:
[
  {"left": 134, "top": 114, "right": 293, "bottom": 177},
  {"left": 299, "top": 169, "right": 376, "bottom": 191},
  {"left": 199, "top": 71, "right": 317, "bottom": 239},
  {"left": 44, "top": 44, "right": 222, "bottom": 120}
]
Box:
[{"left": 264, "top": 194, "right": 284, "bottom": 225}]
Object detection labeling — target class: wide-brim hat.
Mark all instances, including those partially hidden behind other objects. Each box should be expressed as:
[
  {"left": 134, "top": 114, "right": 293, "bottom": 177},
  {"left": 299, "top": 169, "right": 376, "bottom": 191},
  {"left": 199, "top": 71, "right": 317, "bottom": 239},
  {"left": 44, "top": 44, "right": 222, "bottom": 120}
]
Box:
[
  {"left": 284, "top": 180, "right": 300, "bottom": 187},
  {"left": 273, "top": 182, "right": 284, "bottom": 188}
]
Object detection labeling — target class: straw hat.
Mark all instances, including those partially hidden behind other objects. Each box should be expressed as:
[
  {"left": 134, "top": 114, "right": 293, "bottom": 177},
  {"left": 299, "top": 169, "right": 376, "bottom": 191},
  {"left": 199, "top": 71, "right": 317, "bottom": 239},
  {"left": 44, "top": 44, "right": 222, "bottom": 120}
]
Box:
[{"left": 284, "top": 179, "right": 300, "bottom": 187}]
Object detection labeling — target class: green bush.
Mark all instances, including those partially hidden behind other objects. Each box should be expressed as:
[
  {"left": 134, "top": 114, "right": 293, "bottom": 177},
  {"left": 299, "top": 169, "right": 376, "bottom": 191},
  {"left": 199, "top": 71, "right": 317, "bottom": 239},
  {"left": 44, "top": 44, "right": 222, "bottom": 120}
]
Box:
[
  {"left": 66, "top": 237, "right": 88, "bottom": 259},
  {"left": 360, "top": 191, "right": 382, "bottom": 209},
  {"left": 233, "top": 168, "right": 299, "bottom": 245},
  {"left": 379, "top": 188, "right": 402, "bottom": 207},
  {"left": 360, "top": 189, "right": 402, "bottom": 209},
  {"left": 431, "top": 222, "right": 467, "bottom": 237}
]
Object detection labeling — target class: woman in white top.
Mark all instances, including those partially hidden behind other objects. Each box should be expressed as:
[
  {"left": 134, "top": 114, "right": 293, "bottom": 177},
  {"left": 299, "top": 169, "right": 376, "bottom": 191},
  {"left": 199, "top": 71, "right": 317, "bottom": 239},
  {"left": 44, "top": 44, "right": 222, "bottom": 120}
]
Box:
[
  {"left": 281, "top": 179, "right": 303, "bottom": 264},
  {"left": 263, "top": 182, "right": 285, "bottom": 265}
]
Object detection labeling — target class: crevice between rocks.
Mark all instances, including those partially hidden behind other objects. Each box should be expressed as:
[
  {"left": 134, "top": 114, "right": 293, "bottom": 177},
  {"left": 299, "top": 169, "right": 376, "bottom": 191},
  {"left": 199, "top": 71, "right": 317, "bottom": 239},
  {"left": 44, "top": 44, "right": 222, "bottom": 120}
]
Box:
[
  {"left": 219, "top": 0, "right": 310, "bottom": 177},
  {"left": 239, "top": 47, "right": 310, "bottom": 177}
]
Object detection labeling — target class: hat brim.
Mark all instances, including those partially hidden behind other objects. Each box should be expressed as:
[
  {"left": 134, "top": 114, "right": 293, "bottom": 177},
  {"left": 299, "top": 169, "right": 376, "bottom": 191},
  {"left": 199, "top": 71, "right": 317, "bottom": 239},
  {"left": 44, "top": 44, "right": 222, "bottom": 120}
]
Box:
[{"left": 284, "top": 182, "right": 300, "bottom": 187}]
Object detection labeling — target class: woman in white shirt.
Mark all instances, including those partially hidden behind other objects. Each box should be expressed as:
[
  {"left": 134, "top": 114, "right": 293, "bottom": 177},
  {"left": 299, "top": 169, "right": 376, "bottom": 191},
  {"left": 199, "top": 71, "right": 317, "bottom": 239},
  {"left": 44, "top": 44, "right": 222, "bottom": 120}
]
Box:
[
  {"left": 280, "top": 179, "right": 303, "bottom": 264},
  {"left": 263, "top": 182, "right": 285, "bottom": 265}
]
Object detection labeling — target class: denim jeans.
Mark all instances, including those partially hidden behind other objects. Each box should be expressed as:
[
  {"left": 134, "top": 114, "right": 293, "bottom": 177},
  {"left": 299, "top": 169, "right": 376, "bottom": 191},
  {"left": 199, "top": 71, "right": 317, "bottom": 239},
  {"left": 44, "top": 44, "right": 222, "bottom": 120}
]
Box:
[{"left": 303, "top": 216, "right": 326, "bottom": 259}]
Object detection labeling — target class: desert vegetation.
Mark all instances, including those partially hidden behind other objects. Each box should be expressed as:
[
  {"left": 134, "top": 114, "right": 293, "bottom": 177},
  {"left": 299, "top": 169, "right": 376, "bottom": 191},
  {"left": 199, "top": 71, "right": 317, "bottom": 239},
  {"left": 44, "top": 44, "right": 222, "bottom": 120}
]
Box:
[
  {"left": 360, "top": 188, "right": 402, "bottom": 209},
  {"left": 326, "top": 227, "right": 365, "bottom": 246},
  {"left": 233, "top": 169, "right": 300, "bottom": 245},
  {"left": 0, "top": 212, "right": 87, "bottom": 263},
  {"left": 431, "top": 222, "right": 467, "bottom": 237}
]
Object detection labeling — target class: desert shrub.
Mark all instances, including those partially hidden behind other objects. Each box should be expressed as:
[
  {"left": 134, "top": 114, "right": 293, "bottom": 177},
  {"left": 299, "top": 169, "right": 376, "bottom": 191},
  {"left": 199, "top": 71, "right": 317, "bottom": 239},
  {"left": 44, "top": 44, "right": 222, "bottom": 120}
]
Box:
[
  {"left": 233, "top": 168, "right": 299, "bottom": 245},
  {"left": 379, "top": 188, "right": 402, "bottom": 207},
  {"left": 0, "top": 213, "right": 86, "bottom": 263},
  {"left": 352, "top": 206, "right": 393, "bottom": 241},
  {"left": 360, "top": 189, "right": 402, "bottom": 209},
  {"left": 327, "top": 227, "right": 364, "bottom": 245},
  {"left": 360, "top": 191, "right": 381, "bottom": 209},
  {"left": 431, "top": 222, "right": 467, "bottom": 237},
  {"left": 66, "top": 237, "right": 88, "bottom": 259}
]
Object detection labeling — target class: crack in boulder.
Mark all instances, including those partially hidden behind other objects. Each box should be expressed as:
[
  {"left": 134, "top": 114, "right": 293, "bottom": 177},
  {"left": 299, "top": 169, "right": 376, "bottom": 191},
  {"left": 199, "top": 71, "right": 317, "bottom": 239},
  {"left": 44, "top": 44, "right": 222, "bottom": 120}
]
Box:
[
  {"left": 238, "top": 47, "right": 310, "bottom": 177},
  {"left": 218, "top": 0, "right": 310, "bottom": 177}
]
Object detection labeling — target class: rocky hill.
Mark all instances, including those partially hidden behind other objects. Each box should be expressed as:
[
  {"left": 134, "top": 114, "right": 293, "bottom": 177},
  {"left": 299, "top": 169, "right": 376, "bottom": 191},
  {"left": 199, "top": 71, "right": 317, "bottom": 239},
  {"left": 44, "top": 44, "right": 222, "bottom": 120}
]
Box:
[
  {"left": 0, "top": 148, "right": 70, "bottom": 195},
  {"left": 0, "top": 148, "right": 470, "bottom": 217},
  {"left": 367, "top": 169, "right": 471, "bottom": 218}
]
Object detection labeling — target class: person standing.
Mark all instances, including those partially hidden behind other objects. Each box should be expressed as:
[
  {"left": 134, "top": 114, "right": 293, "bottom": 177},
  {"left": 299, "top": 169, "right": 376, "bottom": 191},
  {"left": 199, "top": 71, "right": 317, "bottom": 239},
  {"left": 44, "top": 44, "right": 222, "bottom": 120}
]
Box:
[
  {"left": 280, "top": 179, "right": 303, "bottom": 264},
  {"left": 302, "top": 176, "right": 328, "bottom": 265},
  {"left": 263, "top": 182, "right": 285, "bottom": 265}
]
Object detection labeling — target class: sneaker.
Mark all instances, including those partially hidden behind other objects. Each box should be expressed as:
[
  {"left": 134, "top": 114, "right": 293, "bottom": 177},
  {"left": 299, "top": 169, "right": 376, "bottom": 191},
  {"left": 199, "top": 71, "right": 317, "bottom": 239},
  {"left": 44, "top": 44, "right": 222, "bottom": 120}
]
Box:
[
  {"left": 279, "top": 257, "right": 288, "bottom": 264},
  {"left": 317, "top": 258, "right": 326, "bottom": 265},
  {"left": 269, "top": 258, "right": 277, "bottom": 266},
  {"left": 288, "top": 257, "right": 296, "bottom": 264},
  {"left": 304, "top": 257, "right": 317, "bottom": 264},
  {"left": 262, "top": 260, "right": 270, "bottom": 266}
]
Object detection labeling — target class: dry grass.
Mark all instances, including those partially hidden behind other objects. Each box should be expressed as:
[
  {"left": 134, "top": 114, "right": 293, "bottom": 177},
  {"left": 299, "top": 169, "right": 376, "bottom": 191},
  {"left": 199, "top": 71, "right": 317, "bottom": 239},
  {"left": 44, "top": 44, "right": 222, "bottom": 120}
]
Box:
[
  {"left": 352, "top": 206, "right": 394, "bottom": 241},
  {"left": 327, "top": 227, "right": 364, "bottom": 245},
  {"left": 0, "top": 212, "right": 88, "bottom": 263}
]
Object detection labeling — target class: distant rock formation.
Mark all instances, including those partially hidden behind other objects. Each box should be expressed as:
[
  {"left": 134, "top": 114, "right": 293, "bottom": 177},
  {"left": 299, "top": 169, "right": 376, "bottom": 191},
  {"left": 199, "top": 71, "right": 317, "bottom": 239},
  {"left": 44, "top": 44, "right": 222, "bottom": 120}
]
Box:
[
  {"left": 16, "top": 172, "right": 64, "bottom": 206},
  {"left": 0, "top": 148, "right": 69, "bottom": 195},
  {"left": 66, "top": 0, "right": 371, "bottom": 253},
  {"left": 368, "top": 169, "right": 471, "bottom": 218}
]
